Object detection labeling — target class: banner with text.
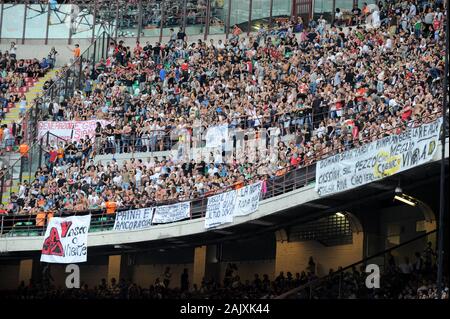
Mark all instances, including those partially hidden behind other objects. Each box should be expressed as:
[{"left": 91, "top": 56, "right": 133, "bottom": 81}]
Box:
[
  {"left": 205, "top": 190, "right": 237, "bottom": 229},
  {"left": 234, "top": 182, "right": 263, "bottom": 217},
  {"left": 152, "top": 202, "right": 191, "bottom": 224},
  {"left": 41, "top": 215, "right": 91, "bottom": 264},
  {"left": 38, "top": 120, "right": 112, "bottom": 142},
  {"left": 113, "top": 208, "right": 154, "bottom": 231},
  {"left": 315, "top": 119, "right": 442, "bottom": 197}
]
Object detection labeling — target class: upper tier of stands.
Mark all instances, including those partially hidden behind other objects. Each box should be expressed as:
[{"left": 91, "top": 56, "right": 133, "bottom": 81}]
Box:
[{"left": 0, "top": 0, "right": 446, "bottom": 218}]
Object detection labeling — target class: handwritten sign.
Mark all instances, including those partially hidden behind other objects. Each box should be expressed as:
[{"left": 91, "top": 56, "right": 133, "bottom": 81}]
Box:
[{"left": 41, "top": 215, "right": 91, "bottom": 264}]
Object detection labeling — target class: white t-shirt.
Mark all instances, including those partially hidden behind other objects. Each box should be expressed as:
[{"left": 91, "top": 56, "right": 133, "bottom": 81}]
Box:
[
  {"left": 88, "top": 194, "right": 99, "bottom": 206},
  {"left": 372, "top": 11, "right": 381, "bottom": 27},
  {"left": 19, "top": 185, "right": 26, "bottom": 199},
  {"left": 135, "top": 169, "right": 142, "bottom": 181},
  {"left": 113, "top": 175, "right": 122, "bottom": 186},
  {"left": 385, "top": 38, "right": 393, "bottom": 49},
  {"left": 409, "top": 4, "right": 416, "bottom": 17}
]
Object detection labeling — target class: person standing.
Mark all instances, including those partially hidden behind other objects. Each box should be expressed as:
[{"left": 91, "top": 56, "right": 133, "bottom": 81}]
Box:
[
  {"left": 19, "top": 95, "right": 27, "bottom": 116},
  {"left": 48, "top": 47, "right": 58, "bottom": 68},
  {"left": 10, "top": 42, "right": 17, "bottom": 59},
  {"left": 180, "top": 268, "right": 189, "bottom": 292},
  {"left": 19, "top": 140, "right": 29, "bottom": 175},
  {"left": 163, "top": 267, "right": 172, "bottom": 288},
  {"left": 177, "top": 27, "right": 187, "bottom": 45},
  {"left": 307, "top": 256, "right": 316, "bottom": 275}
]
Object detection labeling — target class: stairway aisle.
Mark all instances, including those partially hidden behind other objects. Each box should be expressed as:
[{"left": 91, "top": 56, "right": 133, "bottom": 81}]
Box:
[
  {"left": 2, "top": 68, "right": 58, "bottom": 126},
  {"left": 0, "top": 68, "right": 59, "bottom": 206}
]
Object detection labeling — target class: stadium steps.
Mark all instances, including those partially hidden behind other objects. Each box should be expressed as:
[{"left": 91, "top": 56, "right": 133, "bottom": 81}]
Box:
[
  {"left": 1, "top": 177, "right": 31, "bottom": 206},
  {"left": 2, "top": 69, "right": 58, "bottom": 125},
  {"left": 1, "top": 69, "right": 58, "bottom": 205},
  {"left": 1, "top": 153, "right": 32, "bottom": 205}
]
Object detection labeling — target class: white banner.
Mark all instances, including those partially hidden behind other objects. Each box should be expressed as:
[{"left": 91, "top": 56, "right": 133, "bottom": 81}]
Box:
[
  {"left": 234, "top": 182, "right": 263, "bottom": 217},
  {"left": 205, "top": 190, "right": 237, "bottom": 229},
  {"left": 41, "top": 215, "right": 91, "bottom": 264},
  {"left": 113, "top": 208, "right": 154, "bottom": 231},
  {"left": 315, "top": 119, "right": 443, "bottom": 197},
  {"left": 205, "top": 125, "right": 228, "bottom": 148},
  {"left": 37, "top": 120, "right": 112, "bottom": 142},
  {"left": 152, "top": 202, "right": 191, "bottom": 224}
]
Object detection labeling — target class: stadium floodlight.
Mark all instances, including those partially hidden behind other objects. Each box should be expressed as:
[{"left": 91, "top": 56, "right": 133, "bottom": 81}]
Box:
[
  {"left": 335, "top": 212, "right": 345, "bottom": 217},
  {"left": 394, "top": 194, "right": 416, "bottom": 207}
]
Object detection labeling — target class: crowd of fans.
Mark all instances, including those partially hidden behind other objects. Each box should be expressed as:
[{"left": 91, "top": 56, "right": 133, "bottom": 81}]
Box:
[
  {"left": 5, "top": 249, "right": 448, "bottom": 300},
  {"left": 300, "top": 244, "right": 448, "bottom": 299},
  {"left": 1, "top": 0, "right": 447, "bottom": 216}
]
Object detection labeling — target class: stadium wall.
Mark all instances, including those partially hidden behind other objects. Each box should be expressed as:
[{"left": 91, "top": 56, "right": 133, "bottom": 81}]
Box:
[
  {"left": 275, "top": 231, "right": 364, "bottom": 277},
  {"left": 0, "top": 260, "right": 20, "bottom": 290}
]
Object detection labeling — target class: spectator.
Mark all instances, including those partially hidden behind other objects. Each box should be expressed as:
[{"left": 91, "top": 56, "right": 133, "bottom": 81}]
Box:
[
  {"left": 307, "top": 256, "right": 316, "bottom": 275},
  {"left": 9, "top": 42, "right": 17, "bottom": 59},
  {"left": 163, "top": 267, "right": 172, "bottom": 288},
  {"left": 180, "top": 268, "right": 189, "bottom": 292}
]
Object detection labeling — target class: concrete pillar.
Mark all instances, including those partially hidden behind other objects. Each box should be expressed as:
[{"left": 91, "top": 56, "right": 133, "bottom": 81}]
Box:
[
  {"left": 205, "top": 245, "right": 221, "bottom": 284},
  {"left": 18, "top": 259, "right": 33, "bottom": 286},
  {"left": 107, "top": 255, "right": 122, "bottom": 284},
  {"left": 192, "top": 246, "right": 207, "bottom": 287}
]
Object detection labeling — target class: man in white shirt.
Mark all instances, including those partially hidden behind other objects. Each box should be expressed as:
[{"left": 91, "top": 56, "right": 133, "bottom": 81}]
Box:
[
  {"left": 88, "top": 192, "right": 100, "bottom": 208},
  {"left": 372, "top": 10, "right": 381, "bottom": 28},
  {"left": 112, "top": 173, "right": 122, "bottom": 187},
  {"left": 217, "top": 40, "right": 225, "bottom": 50},
  {"left": 135, "top": 167, "right": 143, "bottom": 188},
  {"left": 10, "top": 42, "right": 17, "bottom": 59}
]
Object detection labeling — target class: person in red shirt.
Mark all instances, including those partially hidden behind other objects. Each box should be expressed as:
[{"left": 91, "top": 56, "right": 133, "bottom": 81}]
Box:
[
  {"left": 401, "top": 105, "right": 412, "bottom": 121},
  {"left": 290, "top": 153, "right": 301, "bottom": 167},
  {"left": 48, "top": 147, "right": 58, "bottom": 168},
  {"left": 181, "top": 61, "right": 189, "bottom": 72},
  {"left": 181, "top": 60, "right": 189, "bottom": 82}
]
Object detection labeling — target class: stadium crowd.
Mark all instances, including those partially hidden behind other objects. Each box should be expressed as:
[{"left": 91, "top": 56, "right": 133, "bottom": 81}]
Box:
[
  {"left": 6, "top": 250, "right": 448, "bottom": 300},
  {"left": 0, "top": 42, "right": 54, "bottom": 153},
  {"left": 1, "top": 0, "right": 446, "bottom": 216}
]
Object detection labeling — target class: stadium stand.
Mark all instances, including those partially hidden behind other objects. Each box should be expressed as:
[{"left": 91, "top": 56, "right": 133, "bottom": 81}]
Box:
[
  {"left": 0, "top": 0, "right": 446, "bottom": 215},
  {"left": 0, "top": 0, "right": 447, "bottom": 302}
]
